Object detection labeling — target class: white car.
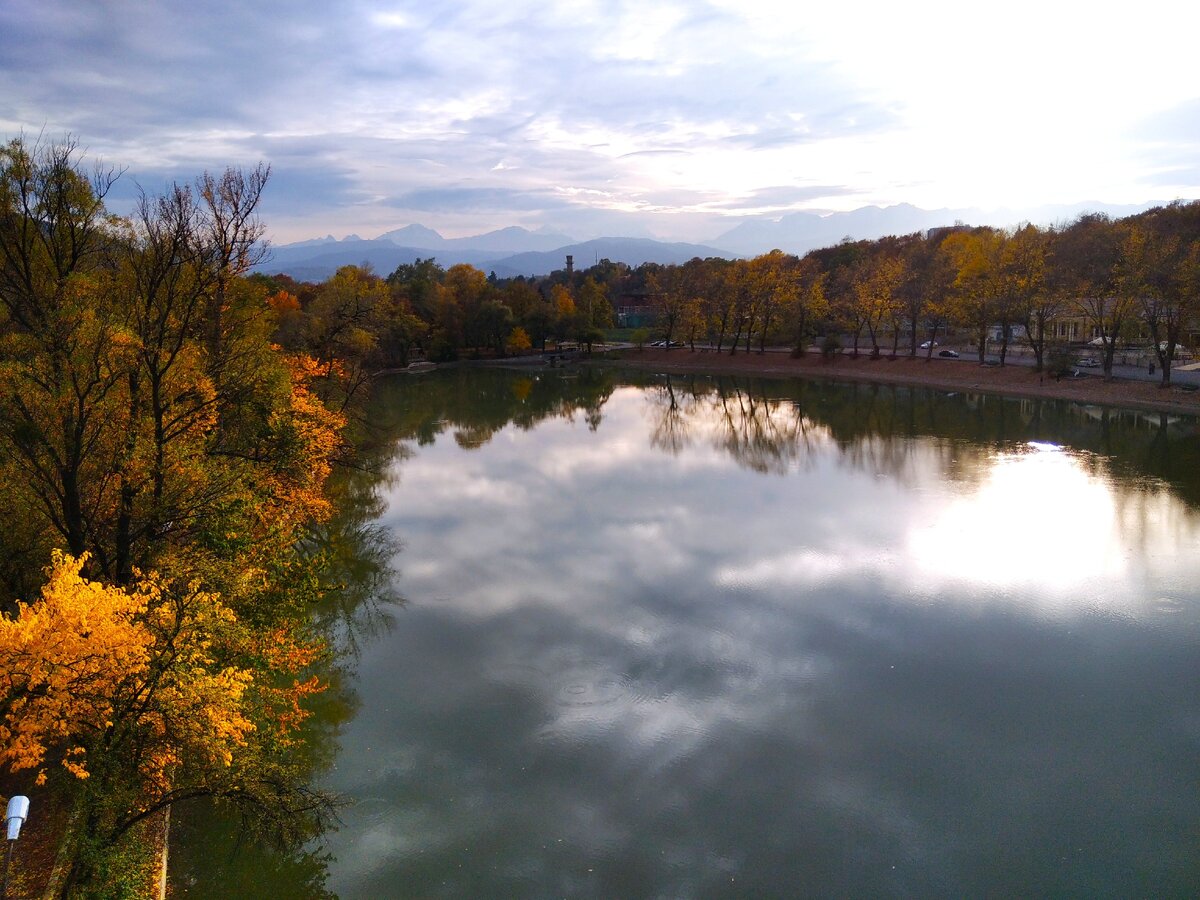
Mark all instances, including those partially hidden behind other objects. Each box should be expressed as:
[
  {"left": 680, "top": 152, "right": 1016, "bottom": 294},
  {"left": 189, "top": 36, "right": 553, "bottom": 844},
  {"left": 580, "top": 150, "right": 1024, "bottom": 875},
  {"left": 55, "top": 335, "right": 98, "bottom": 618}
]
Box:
[{"left": 920, "top": 340, "right": 939, "bottom": 349}]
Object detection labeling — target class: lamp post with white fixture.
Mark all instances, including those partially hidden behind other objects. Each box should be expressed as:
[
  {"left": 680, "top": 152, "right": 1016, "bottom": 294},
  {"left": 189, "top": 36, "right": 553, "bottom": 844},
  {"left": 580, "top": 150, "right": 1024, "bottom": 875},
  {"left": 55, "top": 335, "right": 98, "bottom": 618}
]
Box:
[{"left": 2, "top": 796, "right": 30, "bottom": 900}]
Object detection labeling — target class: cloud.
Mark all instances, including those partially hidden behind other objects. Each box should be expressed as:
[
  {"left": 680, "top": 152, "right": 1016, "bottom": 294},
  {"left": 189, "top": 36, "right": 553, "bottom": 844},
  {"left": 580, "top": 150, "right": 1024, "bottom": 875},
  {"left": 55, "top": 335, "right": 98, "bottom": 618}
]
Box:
[
  {"left": 709, "top": 184, "right": 861, "bottom": 211},
  {"left": 3, "top": 0, "right": 1197, "bottom": 243},
  {"left": 387, "top": 186, "right": 561, "bottom": 213}
]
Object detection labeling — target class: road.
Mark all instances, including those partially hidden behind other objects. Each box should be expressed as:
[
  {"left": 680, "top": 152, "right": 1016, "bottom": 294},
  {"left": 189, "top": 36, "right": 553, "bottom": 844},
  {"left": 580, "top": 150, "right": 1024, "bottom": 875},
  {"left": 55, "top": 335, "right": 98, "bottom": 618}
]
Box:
[{"left": 946, "top": 347, "right": 1200, "bottom": 388}]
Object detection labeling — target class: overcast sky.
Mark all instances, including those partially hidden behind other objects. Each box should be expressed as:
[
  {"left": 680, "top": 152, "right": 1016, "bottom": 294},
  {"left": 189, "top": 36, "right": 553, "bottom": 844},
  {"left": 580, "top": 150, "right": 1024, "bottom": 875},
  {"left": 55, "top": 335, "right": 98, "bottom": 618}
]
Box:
[{"left": 3, "top": 0, "right": 1198, "bottom": 244}]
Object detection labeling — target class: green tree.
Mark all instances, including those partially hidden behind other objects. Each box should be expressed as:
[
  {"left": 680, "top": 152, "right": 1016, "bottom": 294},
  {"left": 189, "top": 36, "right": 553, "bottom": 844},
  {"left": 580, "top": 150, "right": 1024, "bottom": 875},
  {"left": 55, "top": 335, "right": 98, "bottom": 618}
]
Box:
[{"left": 306, "top": 265, "right": 389, "bottom": 405}]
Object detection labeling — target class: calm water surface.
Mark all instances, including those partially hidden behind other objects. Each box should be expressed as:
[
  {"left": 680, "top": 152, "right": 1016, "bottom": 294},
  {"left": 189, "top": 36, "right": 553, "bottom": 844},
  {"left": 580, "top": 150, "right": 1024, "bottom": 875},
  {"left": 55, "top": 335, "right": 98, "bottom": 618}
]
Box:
[{"left": 174, "top": 369, "right": 1200, "bottom": 897}]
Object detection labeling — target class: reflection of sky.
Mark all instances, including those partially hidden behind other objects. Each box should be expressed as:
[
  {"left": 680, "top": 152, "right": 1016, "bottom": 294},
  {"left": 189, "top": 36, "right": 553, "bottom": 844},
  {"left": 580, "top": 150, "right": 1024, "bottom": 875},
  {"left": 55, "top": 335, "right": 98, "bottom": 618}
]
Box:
[{"left": 324, "top": 384, "right": 1200, "bottom": 898}]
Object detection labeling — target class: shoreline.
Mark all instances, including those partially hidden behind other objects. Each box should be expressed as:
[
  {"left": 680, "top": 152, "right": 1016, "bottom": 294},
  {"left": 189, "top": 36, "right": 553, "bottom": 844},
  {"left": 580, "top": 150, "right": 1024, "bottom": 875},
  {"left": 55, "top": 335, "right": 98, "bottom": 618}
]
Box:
[{"left": 596, "top": 348, "right": 1200, "bottom": 418}]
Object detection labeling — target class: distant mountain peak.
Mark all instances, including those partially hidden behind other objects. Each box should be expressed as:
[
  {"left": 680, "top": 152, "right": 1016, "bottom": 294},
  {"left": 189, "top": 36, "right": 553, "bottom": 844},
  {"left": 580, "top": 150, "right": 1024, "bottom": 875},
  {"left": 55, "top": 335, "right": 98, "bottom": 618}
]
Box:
[{"left": 376, "top": 224, "right": 446, "bottom": 247}]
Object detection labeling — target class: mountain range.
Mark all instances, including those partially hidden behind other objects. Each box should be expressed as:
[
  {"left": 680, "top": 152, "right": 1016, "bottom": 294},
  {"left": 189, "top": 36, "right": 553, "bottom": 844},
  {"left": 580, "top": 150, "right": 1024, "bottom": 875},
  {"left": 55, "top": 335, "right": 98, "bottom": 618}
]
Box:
[
  {"left": 254, "top": 227, "right": 734, "bottom": 282},
  {"left": 256, "top": 201, "right": 1164, "bottom": 281}
]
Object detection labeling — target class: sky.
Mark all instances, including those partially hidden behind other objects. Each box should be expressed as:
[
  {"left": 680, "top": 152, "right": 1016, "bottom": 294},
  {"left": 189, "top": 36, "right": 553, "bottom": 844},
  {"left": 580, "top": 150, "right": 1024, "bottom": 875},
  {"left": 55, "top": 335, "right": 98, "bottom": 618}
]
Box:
[{"left": 2, "top": 0, "right": 1199, "bottom": 245}]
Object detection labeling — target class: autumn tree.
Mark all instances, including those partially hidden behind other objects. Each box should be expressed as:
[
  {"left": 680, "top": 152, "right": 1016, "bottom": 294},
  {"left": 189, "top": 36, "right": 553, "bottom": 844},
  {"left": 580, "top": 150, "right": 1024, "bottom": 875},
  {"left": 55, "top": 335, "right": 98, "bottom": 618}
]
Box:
[
  {"left": 550, "top": 283, "right": 578, "bottom": 342},
  {"left": 1056, "top": 214, "right": 1131, "bottom": 378},
  {"left": 0, "top": 136, "right": 124, "bottom": 575},
  {"left": 577, "top": 276, "right": 613, "bottom": 330},
  {"left": 646, "top": 265, "right": 688, "bottom": 347},
  {"left": 787, "top": 255, "right": 827, "bottom": 357},
  {"left": 701, "top": 258, "right": 738, "bottom": 351},
  {"left": 307, "top": 265, "right": 389, "bottom": 403},
  {"left": 749, "top": 251, "right": 799, "bottom": 353},
  {"left": 505, "top": 326, "right": 532, "bottom": 355},
  {"left": 501, "top": 277, "right": 541, "bottom": 323},
  {"left": 1128, "top": 202, "right": 1200, "bottom": 385},
  {"left": 809, "top": 239, "right": 868, "bottom": 357},
  {"left": 0, "top": 552, "right": 332, "bottom": 895},
  {"left": 726, "top": 259, "right": 760, "bottom": 355},
  {"left": 196, "top": 164, "right": 270, "bottom": 379},
  {"left": 852, "top": 249, "right": 906, "bottom": 359},
  {"left": 1003, "top": 223, "right": 1057, "bottom": 372},
  {"left": 942, "top": 227, "right": 1004, "bottom": 364}
]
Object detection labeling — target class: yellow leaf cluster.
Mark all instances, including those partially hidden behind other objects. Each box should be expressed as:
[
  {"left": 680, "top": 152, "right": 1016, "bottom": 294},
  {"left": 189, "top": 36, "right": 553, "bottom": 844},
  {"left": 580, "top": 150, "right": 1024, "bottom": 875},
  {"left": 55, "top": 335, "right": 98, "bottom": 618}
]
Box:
[
  {"left": 0, "top": 552, "right": 260, "bottom": 794},
  {"left": 0, "top": 552, "right": 152, "bottom": 783}
]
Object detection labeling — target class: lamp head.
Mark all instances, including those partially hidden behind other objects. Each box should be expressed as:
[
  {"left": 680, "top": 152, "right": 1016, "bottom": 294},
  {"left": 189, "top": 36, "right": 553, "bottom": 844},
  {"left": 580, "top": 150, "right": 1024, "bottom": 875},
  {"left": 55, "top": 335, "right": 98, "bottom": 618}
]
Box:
[{"left": 5, "top": 796, "right": 29, "bottom": 840}]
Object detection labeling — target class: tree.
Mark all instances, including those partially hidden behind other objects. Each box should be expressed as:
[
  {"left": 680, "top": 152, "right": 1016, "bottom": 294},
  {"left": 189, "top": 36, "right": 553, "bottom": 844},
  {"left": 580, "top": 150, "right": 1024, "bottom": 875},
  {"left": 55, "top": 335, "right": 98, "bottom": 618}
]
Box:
[
  {"left": 0, "top": 552, "right": 331, "bottom": 895},
  {"left": 387, "top": 257, "right": 444, "bottom": 322},
  {"left": 0, "top": 137, "right": 129, "bottom": 576},
  {"left": 0, "top": 138, "right": 345, "bottom": 595},
  {"left": 852, "top": 250, "right": 906, "bottom": 359},
  {"left": 550, "top": 283, "right": 578, "bottom": 342},
  {"left": 1004, "top": 224, "right": 1057, "bottom": 372},
  {"left": 0, "top": 139, "right": 350, "bottom": 893},
  {"left": 810, "top": 239, "right": 868, "bottom": 358},
  {"left": 1057, "top": 214, "right": 1130, "bottom": 379},
  {"left": 1128, "top": 202, "right": 1200, "bottom": 385},
  {"left": 646, "top": 266, "right": 687, "bottom": 348},
  {"left": 475, "top": 298, "right": 513, "bottom": 356},
  {"left": 788, "top": 255, "right": 827, "bottom": 357},
  {"left": 196, "top": 164, "right": 270, "bottom": 377},
  {"left": 701, "top": 259, "right": 738, "bottom": 351},
  {"left": 505, "top": 326, "right": 532, "bottom": 355},
  {"left": 750, "top": 251, "right": 799, "bottom": 354},
  {"left": 909, "top": 228, "right": 964, "bottom": 358},
  {"left": 577, "top": 276, "right": 613, "bottom": 330},
  {"left": 942, "top": 228, "right": 1004, "bottom": 364},
  {"left": 307, "top": 266, "right": 386, "bottom": 393}
]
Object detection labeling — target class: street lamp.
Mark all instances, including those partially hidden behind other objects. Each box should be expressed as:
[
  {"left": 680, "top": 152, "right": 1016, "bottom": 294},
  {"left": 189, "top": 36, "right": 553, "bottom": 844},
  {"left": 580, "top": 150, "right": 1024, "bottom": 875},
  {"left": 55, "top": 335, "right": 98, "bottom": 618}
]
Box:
[{"left": 3, "top": 796, "right": 30, "bottom": 900}]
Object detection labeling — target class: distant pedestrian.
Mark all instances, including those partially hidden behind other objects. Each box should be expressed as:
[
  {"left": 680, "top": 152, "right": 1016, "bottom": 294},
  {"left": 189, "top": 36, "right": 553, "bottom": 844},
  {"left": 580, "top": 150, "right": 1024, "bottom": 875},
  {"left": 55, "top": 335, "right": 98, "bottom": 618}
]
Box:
[{"left": 1149, "top": 362, "right": 1155, "bottom": 375}]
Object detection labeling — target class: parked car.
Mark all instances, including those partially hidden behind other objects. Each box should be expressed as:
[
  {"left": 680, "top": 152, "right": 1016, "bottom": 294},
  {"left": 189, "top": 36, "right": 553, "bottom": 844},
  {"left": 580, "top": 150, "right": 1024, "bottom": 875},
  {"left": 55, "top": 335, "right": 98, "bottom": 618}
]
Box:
[
  {"left": 920, "top": 340, "right": 939, "bottom": 349},
  {"left": 1076, "top": 357, "right": 1100, "bottom": 367},
  {"left": 937, "top": 349, "right": 959, "bottom": 358}
]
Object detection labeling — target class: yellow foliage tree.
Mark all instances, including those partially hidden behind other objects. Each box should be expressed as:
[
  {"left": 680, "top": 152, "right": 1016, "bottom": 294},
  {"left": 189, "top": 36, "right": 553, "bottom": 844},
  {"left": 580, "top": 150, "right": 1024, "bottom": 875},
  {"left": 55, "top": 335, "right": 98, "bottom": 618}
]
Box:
[
  {"left": 0, "top": 552, "right": 257, "bottom": 788},
  {"left": 505, "top": 326, "right": 533, "bottom": 355},
  {"left": 0, "top": 551, "right": 330, "bottom": 892}
]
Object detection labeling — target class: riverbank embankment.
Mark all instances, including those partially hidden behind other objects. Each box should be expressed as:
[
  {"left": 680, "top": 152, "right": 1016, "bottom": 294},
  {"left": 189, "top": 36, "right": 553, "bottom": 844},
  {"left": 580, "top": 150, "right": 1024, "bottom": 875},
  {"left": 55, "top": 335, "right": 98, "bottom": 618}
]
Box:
[{"left": 600, "top": 348, "right": 1200, "bottom": 417}]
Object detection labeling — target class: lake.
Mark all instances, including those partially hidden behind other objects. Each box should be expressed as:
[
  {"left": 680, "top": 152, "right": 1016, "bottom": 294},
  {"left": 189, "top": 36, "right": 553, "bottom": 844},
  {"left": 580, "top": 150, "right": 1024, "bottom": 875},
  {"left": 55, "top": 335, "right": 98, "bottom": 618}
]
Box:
[{"left": 172, "top": 367, "right": 1200, "bottom": 897}]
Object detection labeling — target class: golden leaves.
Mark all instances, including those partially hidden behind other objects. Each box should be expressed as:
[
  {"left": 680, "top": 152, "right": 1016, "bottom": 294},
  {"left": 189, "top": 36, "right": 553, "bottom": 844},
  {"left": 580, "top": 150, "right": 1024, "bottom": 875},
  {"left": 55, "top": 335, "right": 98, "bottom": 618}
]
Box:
[{"left": 0, "top": 552, "right": 282, "bottom": 794}]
